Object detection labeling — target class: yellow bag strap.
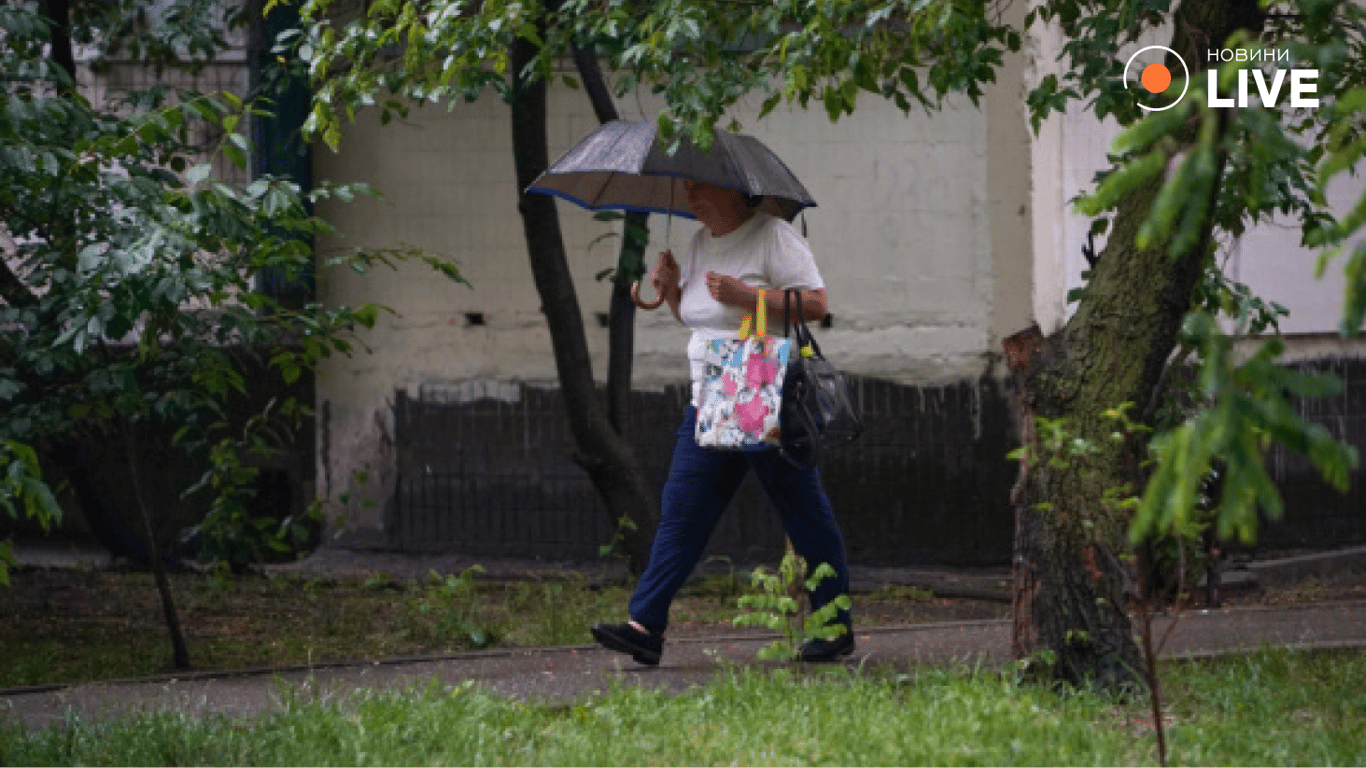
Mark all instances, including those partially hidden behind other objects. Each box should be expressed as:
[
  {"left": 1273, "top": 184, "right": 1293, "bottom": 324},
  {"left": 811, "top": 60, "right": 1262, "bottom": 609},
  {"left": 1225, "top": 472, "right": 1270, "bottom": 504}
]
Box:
[{"left": 736, "top": 289, "right": 767, "bottom": 339}]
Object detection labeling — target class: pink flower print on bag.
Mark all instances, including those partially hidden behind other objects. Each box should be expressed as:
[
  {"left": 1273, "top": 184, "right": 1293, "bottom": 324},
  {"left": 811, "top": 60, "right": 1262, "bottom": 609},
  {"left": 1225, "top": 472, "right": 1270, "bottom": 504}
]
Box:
[
  {"left": 735, "top": 395, "right": 771, "bottom": 435},
  {"left": 744, "top": 347, "right": 780, "bottom": 390},
  {"left": 695, "top": 292, "right": 793, "bottom": 451},
  {"left": 724, "top": 371, "right": 739, "bottom": 398}
]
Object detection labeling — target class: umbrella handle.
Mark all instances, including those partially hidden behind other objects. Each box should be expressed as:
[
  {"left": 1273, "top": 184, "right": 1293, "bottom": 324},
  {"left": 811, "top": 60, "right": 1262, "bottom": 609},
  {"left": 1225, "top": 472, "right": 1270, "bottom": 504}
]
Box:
[{"left": 630, "top": 279, "right": 666, "bottom": 310}]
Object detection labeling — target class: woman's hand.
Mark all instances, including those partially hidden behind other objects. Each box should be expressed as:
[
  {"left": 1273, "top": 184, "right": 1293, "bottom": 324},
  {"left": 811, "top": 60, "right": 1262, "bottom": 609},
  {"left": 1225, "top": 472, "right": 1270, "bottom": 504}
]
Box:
[
  {"left": 706, "top": 273, "right": 830, "bottom": 323},
  {"left": 654, "top": 251, "right": 680, "bottom": 295},
  {"left": 634, "top": 251, "right": 680, "bottom": 311},
  {"left": 705, "top": 271, "right": 757, "bottom": 309}
]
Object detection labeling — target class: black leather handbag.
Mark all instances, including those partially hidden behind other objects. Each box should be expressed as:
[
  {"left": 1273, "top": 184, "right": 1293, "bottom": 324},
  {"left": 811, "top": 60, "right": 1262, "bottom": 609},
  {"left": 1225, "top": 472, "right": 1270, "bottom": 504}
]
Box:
[{"left": 778, "top": 290, "right": 864, "bottom": 468}]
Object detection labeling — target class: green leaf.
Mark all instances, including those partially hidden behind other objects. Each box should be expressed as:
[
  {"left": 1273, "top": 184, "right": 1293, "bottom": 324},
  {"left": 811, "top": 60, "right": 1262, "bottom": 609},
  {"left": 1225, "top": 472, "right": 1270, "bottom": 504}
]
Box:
[
  {"left": 221, "top": 142, "right": 247, "bottom": 169},
  {"left": 1076, "top": 149, "right": 1165, "bottom": 217},
  {"left": 822, "top": 86, "right": 843, "bottom": 122},
  {"left": 1111, "top": 99, "right": 1192, "bottom": 154},
  {"left": 758, "top": 91, "right": 783, "bottom": 119}
]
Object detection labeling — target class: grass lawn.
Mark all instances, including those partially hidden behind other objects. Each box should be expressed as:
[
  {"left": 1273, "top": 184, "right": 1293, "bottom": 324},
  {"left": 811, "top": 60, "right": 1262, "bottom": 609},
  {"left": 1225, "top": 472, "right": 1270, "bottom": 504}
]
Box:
[{"left": 2, "top": 647, "right": 1363, "bottom": 765}]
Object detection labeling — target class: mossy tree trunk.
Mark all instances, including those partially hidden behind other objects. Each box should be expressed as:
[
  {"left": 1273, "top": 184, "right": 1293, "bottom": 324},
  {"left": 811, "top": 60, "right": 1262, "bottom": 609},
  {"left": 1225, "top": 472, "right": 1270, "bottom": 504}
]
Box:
[{"left": 1010, "top": 0, "right": 1263, "bottom": 689}]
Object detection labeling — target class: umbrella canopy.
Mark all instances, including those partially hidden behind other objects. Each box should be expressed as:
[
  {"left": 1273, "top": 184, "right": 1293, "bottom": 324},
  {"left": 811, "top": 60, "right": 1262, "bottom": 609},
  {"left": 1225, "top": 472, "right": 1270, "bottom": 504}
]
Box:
[{"left": 525, "top": 120, "right": 816, "bottom": 222}]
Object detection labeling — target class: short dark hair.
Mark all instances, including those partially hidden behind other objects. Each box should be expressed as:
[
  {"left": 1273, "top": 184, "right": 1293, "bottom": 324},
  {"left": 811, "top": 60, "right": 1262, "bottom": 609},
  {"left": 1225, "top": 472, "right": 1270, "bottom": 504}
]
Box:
[{"left": 742, "top": 193, "right": 763, "bottom": 208}]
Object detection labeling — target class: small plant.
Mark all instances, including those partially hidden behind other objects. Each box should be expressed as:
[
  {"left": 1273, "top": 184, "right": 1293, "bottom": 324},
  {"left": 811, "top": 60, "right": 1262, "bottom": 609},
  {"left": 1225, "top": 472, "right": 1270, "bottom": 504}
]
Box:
[
  {"left": 597, "top": 514, "right": 638, "bottom": 559},
  {"left": 733, "top": 544, "right": 851, "bottom": 661},
  {"left": 204, "top": 560, "right": 235, "bottom": 592},
  {"left": 409, "top": 566, "right": 491, "bottom": 648}
]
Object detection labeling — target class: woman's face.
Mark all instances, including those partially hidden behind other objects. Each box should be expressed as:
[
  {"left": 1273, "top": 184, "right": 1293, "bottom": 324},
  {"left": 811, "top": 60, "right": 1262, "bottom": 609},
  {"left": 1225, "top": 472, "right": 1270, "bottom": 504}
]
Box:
[{"left": 683, "top": 180, "right": 745, "bottom": 224}]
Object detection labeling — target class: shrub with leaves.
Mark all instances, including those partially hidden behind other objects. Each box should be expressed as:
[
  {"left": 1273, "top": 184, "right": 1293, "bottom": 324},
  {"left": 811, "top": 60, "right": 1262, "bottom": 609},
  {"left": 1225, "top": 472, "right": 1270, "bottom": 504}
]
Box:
[
  {"left": 733, "top": 545, "right": 851, "bottom": 661},
  {"left": 0, "top": 0, "right": 467, "bottom": 675},
  {"left": 409, "top": 566, "right": 492, "bottom": 648},
  {"left": 0, "top": 439, "right": 61, "bottom": 586},
  {"left": 0, "top": 2, "right": 468, "bottom": 585}
]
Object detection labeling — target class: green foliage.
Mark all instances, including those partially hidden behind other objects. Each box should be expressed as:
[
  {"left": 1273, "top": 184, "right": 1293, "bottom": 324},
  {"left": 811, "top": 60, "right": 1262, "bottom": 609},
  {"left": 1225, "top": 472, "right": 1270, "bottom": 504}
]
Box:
[
  {"left": 408, "top": 567, "right": 493, "bottom": 648},
  {"left": 1030, "top": 0, "right": 1365, "bottom": 566},
  {"left": 293, "top": 0, "right": 1017, "bottom": 151},
  {"left": 179, "top": 400, "right": 322, "bottom": 575},
  {"left": 0, "top": 440, "right": 61, "bottom": 528},
  {"left": 1008, "top": 413, "right": 1103, "bottom": 472},
  {"left": 0, "top": 440, "right": 62, "bottom": 586},
  {"left": 597, "top": 513, "right": 638, "bottom": 559},
  {"left": 1009, "top": 406, "right": 1147, "bottom": 527},
  {"left": 733, "top": 546, "right": 850, "bottom": 661},
  {"left": 0, "top": 1, "right": 466, "bottom": 570},
  {"left": 1135, "top": 313, "right": 1359, "bottom": 545},
  {"left": 562, "top": 0, "right": 1017, "bottom": 144},
  {"left": 1064, "top": 2, "right": 1366, "bottom": 266}
]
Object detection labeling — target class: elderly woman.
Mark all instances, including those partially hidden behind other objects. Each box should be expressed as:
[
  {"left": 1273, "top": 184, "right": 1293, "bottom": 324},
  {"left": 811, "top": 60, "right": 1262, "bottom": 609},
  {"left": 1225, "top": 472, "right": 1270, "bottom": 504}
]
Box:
[{"left": 592, "top": 180, "right": 854, "bottom": 665}]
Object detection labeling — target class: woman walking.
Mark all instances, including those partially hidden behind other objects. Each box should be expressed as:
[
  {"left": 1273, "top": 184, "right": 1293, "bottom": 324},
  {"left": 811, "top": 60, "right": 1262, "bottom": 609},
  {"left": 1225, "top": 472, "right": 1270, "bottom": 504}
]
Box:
[{"left": 591, "top": 179, "right": 853, "bottom": 665}]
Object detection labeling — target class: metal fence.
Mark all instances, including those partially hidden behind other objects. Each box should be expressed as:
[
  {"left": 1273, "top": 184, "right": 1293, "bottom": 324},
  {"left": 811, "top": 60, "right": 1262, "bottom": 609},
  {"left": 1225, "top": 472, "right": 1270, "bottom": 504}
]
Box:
[
  {"left": 392, "top": 375, "right": 1019, "bottom": 565},
  {"left": 390, "top": 357, "right": 1366, "bottom": 566}
]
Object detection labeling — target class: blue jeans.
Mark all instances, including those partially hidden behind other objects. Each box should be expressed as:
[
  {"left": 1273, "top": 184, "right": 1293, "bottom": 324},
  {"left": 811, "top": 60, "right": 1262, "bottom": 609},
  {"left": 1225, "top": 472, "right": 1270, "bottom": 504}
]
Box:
[{"left": 628, "top": 406, "right": 852, "bottom": 635}]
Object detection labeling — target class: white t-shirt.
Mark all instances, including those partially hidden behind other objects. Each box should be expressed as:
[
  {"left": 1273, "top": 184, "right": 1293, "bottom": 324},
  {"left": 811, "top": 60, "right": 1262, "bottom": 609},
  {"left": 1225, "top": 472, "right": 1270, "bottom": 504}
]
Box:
[{"left": 678, "top": 212, "right": 825, "bottom": 405}]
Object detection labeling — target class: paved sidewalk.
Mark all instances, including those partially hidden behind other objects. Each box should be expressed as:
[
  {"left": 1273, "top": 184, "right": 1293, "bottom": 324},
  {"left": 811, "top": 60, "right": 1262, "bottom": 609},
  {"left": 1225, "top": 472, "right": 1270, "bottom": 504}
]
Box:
[{"left": 4, "top": 599, "right": 1365, "bottom": 732}]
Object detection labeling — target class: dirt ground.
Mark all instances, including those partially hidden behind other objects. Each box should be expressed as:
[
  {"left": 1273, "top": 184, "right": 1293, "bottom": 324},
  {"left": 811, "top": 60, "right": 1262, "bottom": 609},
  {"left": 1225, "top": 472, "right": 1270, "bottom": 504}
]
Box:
[
  {"left": 7, "top": 559, "right": 1366, "bottom": 645},
  {"left": 0, "top": 563, "right": 1005, "bottom": 645}
]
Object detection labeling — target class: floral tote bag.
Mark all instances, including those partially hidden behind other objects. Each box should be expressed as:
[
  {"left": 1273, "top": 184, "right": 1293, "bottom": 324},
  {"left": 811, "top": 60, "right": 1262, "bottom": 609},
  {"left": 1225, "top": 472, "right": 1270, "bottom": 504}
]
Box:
[{"left": 695, "top": 291, "right": 794, "bottom": 450}]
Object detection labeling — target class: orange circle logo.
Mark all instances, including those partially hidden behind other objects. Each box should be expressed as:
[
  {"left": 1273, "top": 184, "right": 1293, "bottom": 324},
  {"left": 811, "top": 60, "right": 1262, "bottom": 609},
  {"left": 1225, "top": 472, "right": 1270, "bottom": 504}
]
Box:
[
  {"left": 1123, "top": 45, "right": 1189, "bottom": 112},
  {"left": 1140, "top": 63, "right": 1172, "bottom": 94}
]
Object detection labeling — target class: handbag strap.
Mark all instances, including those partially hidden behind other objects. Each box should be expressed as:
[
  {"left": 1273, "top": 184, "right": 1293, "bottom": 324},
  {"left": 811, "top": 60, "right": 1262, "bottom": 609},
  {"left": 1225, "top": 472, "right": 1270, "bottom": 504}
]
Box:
[
  {"left": 784, "top": 289, "right": 821, "bottom": 359},
  {"left": 736, "top": 287, "right": 768, "bottom": 339}
]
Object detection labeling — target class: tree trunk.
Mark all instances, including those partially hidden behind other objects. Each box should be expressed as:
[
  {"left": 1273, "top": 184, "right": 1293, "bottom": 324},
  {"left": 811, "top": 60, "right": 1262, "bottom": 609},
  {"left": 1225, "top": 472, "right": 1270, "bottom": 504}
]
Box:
[
  {"left": 1009, "top": 0, "right": 1260, "bottom": 689},
  {"left": 508, "top": 33, "right": 657, "bottom": 574},
  {"left": 123, "top": 419, "right": 192, "bottom": 670},
  {"left": 571, "top": 45, "right": 651, "bottom": 433},
  {"left": 40, "top": 0, "right": 75, "bottom": 86}
]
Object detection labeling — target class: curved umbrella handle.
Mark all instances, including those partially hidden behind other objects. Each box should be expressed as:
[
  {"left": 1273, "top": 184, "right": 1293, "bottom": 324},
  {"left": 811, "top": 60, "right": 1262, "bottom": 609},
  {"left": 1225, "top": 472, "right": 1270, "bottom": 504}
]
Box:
[{"left": 630, "top": 279, "right": 666, "bottom": 310}]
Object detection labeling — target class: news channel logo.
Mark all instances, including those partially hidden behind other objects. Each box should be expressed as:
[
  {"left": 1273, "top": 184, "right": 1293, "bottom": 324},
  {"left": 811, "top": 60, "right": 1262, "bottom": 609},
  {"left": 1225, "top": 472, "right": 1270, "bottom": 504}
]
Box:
[{"left": 1123, "top": 45, "right": 1189, "bottom": 112}]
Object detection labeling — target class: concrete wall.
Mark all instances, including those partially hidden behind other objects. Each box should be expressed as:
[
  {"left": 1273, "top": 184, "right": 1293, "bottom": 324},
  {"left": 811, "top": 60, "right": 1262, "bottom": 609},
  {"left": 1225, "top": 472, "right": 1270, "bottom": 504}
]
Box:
[{"left": 312, "top": 60, "right": 1036, "bottom": 539}]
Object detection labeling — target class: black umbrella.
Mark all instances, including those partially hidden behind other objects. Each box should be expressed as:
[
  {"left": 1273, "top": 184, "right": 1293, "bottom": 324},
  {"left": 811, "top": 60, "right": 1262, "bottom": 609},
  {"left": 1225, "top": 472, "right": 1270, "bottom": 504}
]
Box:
[{"left": 524, "top": 119, "right": 816, "bottom": 222}]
